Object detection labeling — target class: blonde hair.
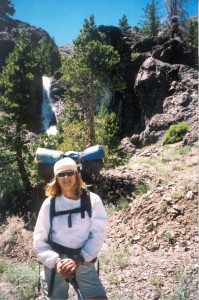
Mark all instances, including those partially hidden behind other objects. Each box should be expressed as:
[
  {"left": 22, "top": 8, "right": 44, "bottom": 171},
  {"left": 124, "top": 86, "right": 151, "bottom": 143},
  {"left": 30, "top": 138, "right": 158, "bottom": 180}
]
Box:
[{"left": 45, "top": 173, "right": 88, "bottom": 197}]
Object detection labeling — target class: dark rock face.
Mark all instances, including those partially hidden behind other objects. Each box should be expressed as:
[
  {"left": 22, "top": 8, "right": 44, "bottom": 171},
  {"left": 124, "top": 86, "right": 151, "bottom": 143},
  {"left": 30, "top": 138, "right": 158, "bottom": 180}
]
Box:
[
  {"left": 153, "top": 39, "right": 198, "bottom": 70},
  {"left": 135, "top": 58, "right": 171, "bottom": 119},
  {"left": 95, "top": 28, "right": 198, "bottom": 145},
  {"left": 132, "top": 58, "right": 197, "bottom": 147},
  {"left": 131, "top": 37, "right": 158, "bottom": 53},
  {"left": 98, "top": 26, "right": 143, "bottom": 134},
  {"left": 0, "top": 39, "right": 15, "bottom": 71},
  {"left": 50, "top": 72, "right": 65, "bottom": 101},
  {"left": 99, "top": 25, "right": 130, "bottom": 56},
  {"left": 0, "top": 17, "right": 51, "bottom": 69}
]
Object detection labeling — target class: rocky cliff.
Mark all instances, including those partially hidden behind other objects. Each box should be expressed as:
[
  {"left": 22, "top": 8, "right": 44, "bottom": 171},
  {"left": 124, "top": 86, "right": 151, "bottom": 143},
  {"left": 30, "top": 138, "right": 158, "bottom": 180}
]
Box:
[
  {"left": 97, "top": 27, "right": 198, "bottom": 146},
  {"left": 54, "top": 26, "right": 198, "bottom": 147},
  {"left": 0, "top": 17, "right": 51, "bottom": 70}
]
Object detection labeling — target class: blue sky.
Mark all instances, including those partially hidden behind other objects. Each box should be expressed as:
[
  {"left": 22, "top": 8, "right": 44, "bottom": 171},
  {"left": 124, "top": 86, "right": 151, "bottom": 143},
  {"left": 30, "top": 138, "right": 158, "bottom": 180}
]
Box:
[{"left": 13, "top": 0, "right": 198, "bottom": 46}]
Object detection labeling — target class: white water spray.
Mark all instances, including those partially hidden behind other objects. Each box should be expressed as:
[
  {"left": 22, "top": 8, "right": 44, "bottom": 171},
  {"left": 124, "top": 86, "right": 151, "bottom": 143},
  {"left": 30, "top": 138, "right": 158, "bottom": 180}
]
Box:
[{"left": 41, "top": 76, "right": 58, "bottom": 135}]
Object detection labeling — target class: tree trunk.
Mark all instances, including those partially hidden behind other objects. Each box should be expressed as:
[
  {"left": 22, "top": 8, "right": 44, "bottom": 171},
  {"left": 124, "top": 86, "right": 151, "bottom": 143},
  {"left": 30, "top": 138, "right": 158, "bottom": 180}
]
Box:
[
  {"left": 15, "top": 126, "right": 31, "bottom": 193},
  {"left": 82, "top": 96, "right": 90, "bottom": 147}
]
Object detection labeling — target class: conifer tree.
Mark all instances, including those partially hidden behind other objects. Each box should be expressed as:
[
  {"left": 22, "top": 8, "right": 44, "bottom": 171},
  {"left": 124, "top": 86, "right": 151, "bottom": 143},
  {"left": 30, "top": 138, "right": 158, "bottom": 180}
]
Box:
[
  {"left": 0, "top": 0, "right": 15, "bottom": 18},
  {"left": 118, "top": 14, "right": 130, "bottom": 34},
  {"left": 139, "top": 0, "right": 161, "bottom": 38},
  {"left": 0, "top": 31, "right": 43, "bottom": 193},
  {"left": 35, "top": 36, "right": 61, "bottom": 76},
  {"left": 185, "top": 19, "right": 198, "bottom": 46},
  {"left": 61, "top": 15, "right": 124, "bottom": 145}
]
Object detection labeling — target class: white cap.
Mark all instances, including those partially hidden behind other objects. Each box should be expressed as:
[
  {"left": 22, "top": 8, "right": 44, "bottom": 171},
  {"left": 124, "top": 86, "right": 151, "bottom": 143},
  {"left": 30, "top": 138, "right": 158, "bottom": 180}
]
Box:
[{"left": 54, "top": 157, "right": 77, "bottom": 176}]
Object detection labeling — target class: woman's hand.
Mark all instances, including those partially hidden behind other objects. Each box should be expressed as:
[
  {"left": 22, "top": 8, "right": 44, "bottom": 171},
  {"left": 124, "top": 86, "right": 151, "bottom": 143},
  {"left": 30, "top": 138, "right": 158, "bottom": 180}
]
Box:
[{"left": 55, "top": 258, "right": 82, "bottom": 279}]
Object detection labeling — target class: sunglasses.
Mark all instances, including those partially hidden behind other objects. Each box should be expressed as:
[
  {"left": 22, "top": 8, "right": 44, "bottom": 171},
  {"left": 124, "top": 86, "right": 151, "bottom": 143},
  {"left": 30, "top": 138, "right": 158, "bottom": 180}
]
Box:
[{"left": 57, "top": 170, "right": 77, "bottom": 177}]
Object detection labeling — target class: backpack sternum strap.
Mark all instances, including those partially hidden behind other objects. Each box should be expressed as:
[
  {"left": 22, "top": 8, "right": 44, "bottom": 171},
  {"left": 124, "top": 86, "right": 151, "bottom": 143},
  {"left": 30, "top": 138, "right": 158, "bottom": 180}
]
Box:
[{"left": 54, "top": 207, "right": 82, "bottom": 216}]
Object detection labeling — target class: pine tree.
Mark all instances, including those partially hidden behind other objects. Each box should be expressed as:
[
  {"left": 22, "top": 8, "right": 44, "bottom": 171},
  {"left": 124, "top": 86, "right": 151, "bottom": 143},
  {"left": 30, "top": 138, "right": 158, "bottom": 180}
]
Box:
[
  {"left": 0, "top": 0, "right": 15, "bottom": 18},
  {"left": 185, "top": 19, "right": 198, "bottom": 46},
  {"left": 34, "top": 36, "right": 61, "bottom": 76},
  {"left": 0, "top": 31, "right": 42, "bottom": 193},
  {"left": 118, "top": 14, "right": 130, "bottom": 34},
  {"left": 139, "top": 0, "right": 161, "bottom": 38},
  {"left": 61, "top": 15, "right": 124, "bottom": 145}
]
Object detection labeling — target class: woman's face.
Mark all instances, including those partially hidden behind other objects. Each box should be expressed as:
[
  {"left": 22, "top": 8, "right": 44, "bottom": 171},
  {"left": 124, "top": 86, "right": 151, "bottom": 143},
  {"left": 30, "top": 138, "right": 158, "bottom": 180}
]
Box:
[{"left": 56, "top": 170, "right": 77, "bottom": 192}]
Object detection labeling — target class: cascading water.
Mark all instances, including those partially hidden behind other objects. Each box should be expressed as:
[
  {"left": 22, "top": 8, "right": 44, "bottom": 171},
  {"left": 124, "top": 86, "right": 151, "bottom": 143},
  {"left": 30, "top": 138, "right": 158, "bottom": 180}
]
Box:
[{"left": 42, "top": 76, "right": 58, "bottom": 135}]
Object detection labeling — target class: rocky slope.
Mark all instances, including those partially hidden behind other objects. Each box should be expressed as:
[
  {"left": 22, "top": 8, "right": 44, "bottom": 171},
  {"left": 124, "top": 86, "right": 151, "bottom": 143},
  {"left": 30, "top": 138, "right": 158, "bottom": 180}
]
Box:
[
  {"left": 98, "top": 143, "right": 198, "bottom": 299},
  {"left": 0, "top": 141, "right": 197, "bottom": 299}
]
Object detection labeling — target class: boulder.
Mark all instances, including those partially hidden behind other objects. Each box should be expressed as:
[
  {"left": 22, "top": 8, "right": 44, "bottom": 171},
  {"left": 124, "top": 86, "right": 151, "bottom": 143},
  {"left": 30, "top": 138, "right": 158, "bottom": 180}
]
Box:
[
  {"left": 153, "top": 39, "right": 198, "bottom": 70},
  {"left": 133, "top": 56, "right": 197, "bottom": 146}
]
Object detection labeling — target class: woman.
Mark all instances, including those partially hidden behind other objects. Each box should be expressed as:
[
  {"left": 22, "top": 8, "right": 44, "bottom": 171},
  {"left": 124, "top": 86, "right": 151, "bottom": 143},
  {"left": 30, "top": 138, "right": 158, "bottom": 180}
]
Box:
[{"left": 33, "top": 157, "right": 108, "bottom": 299}]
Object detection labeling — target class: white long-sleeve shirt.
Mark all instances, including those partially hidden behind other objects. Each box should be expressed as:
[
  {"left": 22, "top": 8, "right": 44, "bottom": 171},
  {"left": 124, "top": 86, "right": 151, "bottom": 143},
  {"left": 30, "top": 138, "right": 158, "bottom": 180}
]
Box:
[{"left": 33, "top": 191, "right": 107, "bottom": 269}]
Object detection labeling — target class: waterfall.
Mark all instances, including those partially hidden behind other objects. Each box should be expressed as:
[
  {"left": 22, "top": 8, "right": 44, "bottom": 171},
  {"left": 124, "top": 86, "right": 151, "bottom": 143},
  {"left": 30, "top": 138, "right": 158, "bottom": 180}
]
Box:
[{"left": 42, "top": 76, "right": 58, "bottom": 135}]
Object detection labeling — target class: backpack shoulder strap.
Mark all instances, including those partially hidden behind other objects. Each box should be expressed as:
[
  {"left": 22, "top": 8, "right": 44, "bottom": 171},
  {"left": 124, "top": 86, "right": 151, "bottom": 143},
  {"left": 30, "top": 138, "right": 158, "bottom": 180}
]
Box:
[
  {"left": 80, "top": 189, "right": 92, "bottom": 218},
  {"left": 48, "top": 196, "right": 56, "bottom": 244},
  {"left": 48, "top": 191, "right": 91, "bottom": 234}
]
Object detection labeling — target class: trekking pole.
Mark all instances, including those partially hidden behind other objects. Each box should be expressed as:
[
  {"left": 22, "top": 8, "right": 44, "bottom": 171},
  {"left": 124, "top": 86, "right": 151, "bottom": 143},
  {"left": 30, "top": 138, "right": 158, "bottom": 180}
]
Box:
[{"left": 69, "top": 277, "right": 84, "bottom": 300}]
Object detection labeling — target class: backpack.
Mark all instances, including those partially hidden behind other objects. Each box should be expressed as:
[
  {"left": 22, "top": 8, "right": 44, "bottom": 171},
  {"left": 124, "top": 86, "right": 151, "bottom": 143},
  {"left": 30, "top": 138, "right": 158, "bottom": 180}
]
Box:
[
  {"left": 35, "top": 145, "right": 104, "bottom": 183},
  {"left": 48, "top": 189, "right": 91, "bottom": 244}
]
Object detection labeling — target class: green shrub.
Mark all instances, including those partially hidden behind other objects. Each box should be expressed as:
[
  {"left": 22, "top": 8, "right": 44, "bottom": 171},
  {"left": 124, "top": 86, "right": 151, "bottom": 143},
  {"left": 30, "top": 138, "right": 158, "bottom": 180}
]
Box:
[
  {"left": 162, "top": 229, "right": 174, "bottom": 243},
  {"left": 106, "top": 203, "right": 118, "bottom": 216},
  {"left": 131, "top": 52, "right": 139, "bottom": 60},
  {"left": 96, "top": 106, "right": 128, "bottom": 168},
  {"left": 135, "top": 181, "right": 149, "bottom": 196},
  {"left": 163, "top": 122, "right": 190, "bottom": 144},
  {"left": 2, "top": 233, "right": 16, "bottom": 246},
  {"left": 0, "top": 260, "right": 8, "bottom": 273},
  {"left": 118, "top": 197, "right": 129, "bottom": 209},
  {"left": 0, "top": 292, "right": 12, "bottom": 300},
  {"left": 100, "top": 243, "right": 130, "bottom": 270},
  {"left": 57, "top": 120, "right": 85, "bottom": 152},
  {"left": 96, "top": 106, "right": 120, "bottom": 150},
  {"left": 176, "top": 145, "right": 191, "bottom": 155},
  {"left": 185, "top": 19, "right": 198, "bottom": 46},
  {"left": 108, "top": 273, "right": 119, "bottom": 284},
  {"left": 6, "top": 261, "right": 38, "bottom": 299},
  {"left": 0, "top": 150, "right": 23, "bottom": 200},
  {"left": 172, "top": 268, "right": 190, "bottom": 299},
  {"left": 149, "top": 275, "right": 163, "bottom": 287}
]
